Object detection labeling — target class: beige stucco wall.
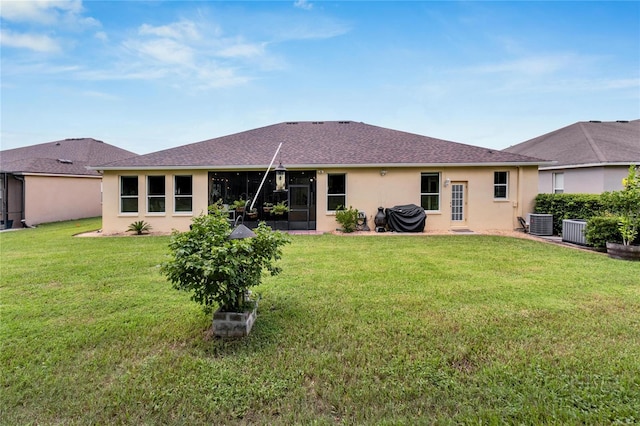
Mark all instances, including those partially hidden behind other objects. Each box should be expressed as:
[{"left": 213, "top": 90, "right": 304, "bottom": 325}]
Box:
[
  {"left": 316, "top": 166, "right": 537, "bottom": 232},
  {"left": 102, "top": 170, "right": 210, "bottom": 234},
  {"left": 102, "top": 166, "right": 539, "bottom": 235},
  {"left": 24, "top": 174, "right": 102, "bottom": 225}
]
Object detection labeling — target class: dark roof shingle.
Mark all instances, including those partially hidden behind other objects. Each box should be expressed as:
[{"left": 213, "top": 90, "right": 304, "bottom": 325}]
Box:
[
  {"left": 98, "top": 121, "right": 545, "bottom": 169},
  {"left": 1, "top": 138, "right": 137, "bottom": 176},
  {"left": 503, "top": 120, "right": 640, "bottom": 166}
]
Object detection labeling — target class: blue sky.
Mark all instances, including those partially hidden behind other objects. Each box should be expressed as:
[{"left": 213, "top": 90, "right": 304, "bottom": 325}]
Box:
[{"left": 1, "top": 1, "right": 638, "bottom": 154}]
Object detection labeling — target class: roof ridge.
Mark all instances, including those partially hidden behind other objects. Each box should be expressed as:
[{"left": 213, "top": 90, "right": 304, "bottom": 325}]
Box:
[{"left": 578, "top": 122, "right": 607, "bottom": 163}]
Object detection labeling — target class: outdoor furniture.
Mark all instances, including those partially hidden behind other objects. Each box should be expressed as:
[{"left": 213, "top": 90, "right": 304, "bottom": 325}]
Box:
[{"left": 517, "top": 216, "right": 529, "bottom": 233}]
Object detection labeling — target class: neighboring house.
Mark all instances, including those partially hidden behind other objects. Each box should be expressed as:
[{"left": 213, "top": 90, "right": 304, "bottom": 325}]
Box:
[
  {"left": 94, "top": 121, "right": 548, "bottom": 235},
  {"left": 0, "top": 138, "right": 136, "bottom": 229},
  {"left": 503, "top": 120, "right": 640, "bottom": 194}
]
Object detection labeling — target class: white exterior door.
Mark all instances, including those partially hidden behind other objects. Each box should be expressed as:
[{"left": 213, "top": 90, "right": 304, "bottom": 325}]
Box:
[{"left": 451, "top": 182, "right": 467, "bottom": 227}]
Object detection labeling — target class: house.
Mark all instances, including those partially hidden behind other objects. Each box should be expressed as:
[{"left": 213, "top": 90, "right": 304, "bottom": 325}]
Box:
[
  {"left": 94, "top": 121, "right": 548, "bottom": 235},
  {"left": 0, "top": 138, "right": 136, "bottom": 229},
  {"left": 503, "top": 120, "right": 640, "bottom": 194}
]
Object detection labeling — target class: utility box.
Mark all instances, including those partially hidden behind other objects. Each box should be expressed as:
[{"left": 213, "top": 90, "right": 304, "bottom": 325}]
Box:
[
  {"left": 529, "top": 214, "right": 553, "bottom": 236},
  {"left": 562, "top": 219, "right": 587, "bottom": 245}
]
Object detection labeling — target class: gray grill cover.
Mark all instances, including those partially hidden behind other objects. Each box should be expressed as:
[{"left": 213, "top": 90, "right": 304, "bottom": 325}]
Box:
[{"left": 385, "top": 204, "right": 426, "bottom": 232}]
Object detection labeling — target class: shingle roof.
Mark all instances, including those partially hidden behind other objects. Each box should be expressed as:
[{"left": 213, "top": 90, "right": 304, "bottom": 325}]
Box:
[
  {"left": 1, "top": 138, "right": 137, "bottom": 176},
  {"left": 503, "top": 120, "right": 640, "bottom": 167},
  {"left": 97, "top": 121, "right": 546, "bottom": 170}
]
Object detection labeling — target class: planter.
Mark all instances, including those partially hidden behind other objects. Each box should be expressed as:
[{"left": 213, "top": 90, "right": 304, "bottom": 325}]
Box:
[
  {"left": 606, "top": 242, "right": 640, "bottom": 261},
  {"left": 212, "top": 299, "right": 259, "bottom": 337}
]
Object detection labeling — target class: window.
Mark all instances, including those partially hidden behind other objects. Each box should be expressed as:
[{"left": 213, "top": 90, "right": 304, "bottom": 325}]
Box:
[
  {"left": 174, "top": 175, "right": 193, "bottom": 213},
  {"left": 420, "top": 173, "right": 440, "bottom": 211},
  {"left": 120, "top": 176, "right": 138, "bottom": 213},
  {"left": 494, "top": 171, "right": 508, "bottom": 199},
  {"left": 327, "top": 174, "right": 346, "bottom": 211},
  {"left": 147, "top": 176, "right": 165, "bottom": 213},
  {"left": 553, "top": 172, "right": 564, "bottom": 194}
]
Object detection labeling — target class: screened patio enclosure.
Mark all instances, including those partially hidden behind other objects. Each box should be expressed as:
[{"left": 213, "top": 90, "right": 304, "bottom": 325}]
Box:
[{"left": 208, "top": 170, "right": 317, "bottom": 230}]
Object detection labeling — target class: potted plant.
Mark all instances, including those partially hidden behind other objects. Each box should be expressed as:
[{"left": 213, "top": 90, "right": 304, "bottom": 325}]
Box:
[
  {"left": 601, "top": 165, "right": 640, "bottom": 260},
  {"left": 263, "top": 202, "right": 274, "bottom": 214},
  {"left": 231, "top": 198, "right": 247, "bottom": 213},
  {"left": 161, "top": 208, "right": 290, "bottom": 336},
  {"left": 246, "top": 207, "right": 258, "bottom": 219},
  {"left": 272, "top": 201, "right": 289, "bottom": 216}
]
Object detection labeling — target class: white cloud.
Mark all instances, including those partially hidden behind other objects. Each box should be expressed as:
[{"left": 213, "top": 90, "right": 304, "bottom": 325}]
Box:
[
  {"left": 94, "top": 31, "right": 108, "bottom": 42},
  {"left": 196, "top": 66, "right": 252, "bottom": 89},
  {"left": 217, "top": 40, "right": 267, "bottom": 59},
  {"left": 138, "top": 20, "right": 201, "bottom": 41},
  {"left": 0, "top": 0, "right": 83, "bottom": 24},
  {"left": 294, "top": 0, "right": 313, "bottom": 11},
  {"left": 0, "top": 0, "right": 99, "bottom": 29},
  {"left": 125, "top": 38, "right": 195, "bottom": 65},
  {"left": 82, "top": 90, "right": 120, "bottom": 101},
  {"left": 471, "top": 54, "right": 581, "bottom": 76},
  {"left": 0, "top": 29, "right": 61, "bottom": 53}
]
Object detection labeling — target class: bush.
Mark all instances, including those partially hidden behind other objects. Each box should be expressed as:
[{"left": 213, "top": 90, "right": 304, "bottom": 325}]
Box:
[
  {"left": 161, "top": 208, "right": 290, "bottom": 312},
  {"left": 127, "top": 220, "right": 152, "bottom": 235},
  {"left": 335, "top": 206, "right": 359, "bottom": 233},
  {"left": 585, "top": 216, "right": 623, "bottom": 249},
  {"left": 600, "top": 165, "right": 640, "bottom": 245},
  {"left": 535, "top": 193, "right": 606, "bottom": 235}
]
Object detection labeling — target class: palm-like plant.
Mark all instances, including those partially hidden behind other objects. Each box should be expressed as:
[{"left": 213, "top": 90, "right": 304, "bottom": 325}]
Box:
[{"left": 127, "top": 220, "right": 152, "bottom": 235}]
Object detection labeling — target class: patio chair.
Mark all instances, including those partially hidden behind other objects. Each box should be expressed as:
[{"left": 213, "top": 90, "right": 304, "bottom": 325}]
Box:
[{"left": 517, "top": 216, "right": 529, "bottom": 233}]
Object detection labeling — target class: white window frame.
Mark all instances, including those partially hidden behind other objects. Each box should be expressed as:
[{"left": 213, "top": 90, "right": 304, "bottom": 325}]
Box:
[
  {"left": 147, "top": 175, "right": 166, "bottom": 214},
  {"left": 327, "top": 173, "right": 346, "bottom": 211},
  {"left": 420, "top": 172, "right": 440, "bottom": 211},
  {"left": 174, "top": 175, "right": 193, "bottom": 213},
  {"left": 553, "top": 172, "right": 564, "bottom": 194},
  {"left": 120, "top": 176, "right": 138, "bottom": 214},
  {"left": 494, "top": 171, "right": 509, "bottom": 200}
]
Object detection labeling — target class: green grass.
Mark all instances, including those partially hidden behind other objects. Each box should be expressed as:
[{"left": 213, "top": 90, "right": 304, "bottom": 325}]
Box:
[{"left": 1, "top": 218, "right": 639, "bottom": 425}]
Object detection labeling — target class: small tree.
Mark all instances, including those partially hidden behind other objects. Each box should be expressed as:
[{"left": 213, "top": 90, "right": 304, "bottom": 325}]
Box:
[
  {"left": 161, "top": 208, "right": 290, "bottom": 312},
  {"left": 601, "top": 165, "right": 640, "bottom": 246}
]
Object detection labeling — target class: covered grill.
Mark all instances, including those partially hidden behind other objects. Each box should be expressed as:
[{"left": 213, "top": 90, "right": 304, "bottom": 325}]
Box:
[{"left": 385, "top": 204, "right": 426, "bottom": 232}]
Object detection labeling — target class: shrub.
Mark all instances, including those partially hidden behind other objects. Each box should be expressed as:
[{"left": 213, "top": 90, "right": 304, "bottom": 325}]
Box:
[
  {"left": 127, "top": 220, "right": 152, "bottom": 235},
  {"left": 600, "top": 165, "right": 640, "bottom": 245},
  {"left": 535, "top": 193, "right": 606, "bottom": 235},
  {"left": 161, "top": 208, "right": 290, "bottom": 312},
  {"left": 335, "top": 206, "right": 359, "bottom": 233},
  {"left": 585, "top": 216, "right": 623, "bottom": 249}
]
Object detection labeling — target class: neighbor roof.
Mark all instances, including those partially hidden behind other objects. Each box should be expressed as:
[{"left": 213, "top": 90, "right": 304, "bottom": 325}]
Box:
[
  {"left": 96, "top": 121, "right": 546, "bottom": 170},
  {"left": 503, "top": 120, "right": 640, "bottom": 169},
  {"left": 1, "top": 138, "right": 137, "bottom": 176}
]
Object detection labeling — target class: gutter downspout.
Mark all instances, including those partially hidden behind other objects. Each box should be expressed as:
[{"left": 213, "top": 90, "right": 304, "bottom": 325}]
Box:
[{"left": 516, "top": 166, "right": 524, "bottom": 225}]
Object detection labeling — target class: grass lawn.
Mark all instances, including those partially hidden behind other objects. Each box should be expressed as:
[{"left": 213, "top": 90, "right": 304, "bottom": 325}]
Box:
[{"left": 1, "top": 218, "right": 639, "bottom": 425}]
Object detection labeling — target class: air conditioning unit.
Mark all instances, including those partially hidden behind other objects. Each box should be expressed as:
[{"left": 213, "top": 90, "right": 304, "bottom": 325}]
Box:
[
  {"left": 529, "top": 214, "right": 553, "bottom": 236},
  {"left": 562, "top": 219, "right": 587, "bottom": 245}
]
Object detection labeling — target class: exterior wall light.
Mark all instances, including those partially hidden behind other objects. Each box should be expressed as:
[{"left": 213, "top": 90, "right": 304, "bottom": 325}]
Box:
[
  {"left": 380, "top": 169, "right": 387, "bottom": 176},
  {"left": 444, "top": 178, "right": 451, "bottom": 187},
  {"left": 275, "top": 162, "right": 287, "bottom": 192}
]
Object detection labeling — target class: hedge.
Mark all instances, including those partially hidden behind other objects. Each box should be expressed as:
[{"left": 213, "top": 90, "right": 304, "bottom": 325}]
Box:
[{"left": 534, "top": 193, "right": 607, "bottom": 235}]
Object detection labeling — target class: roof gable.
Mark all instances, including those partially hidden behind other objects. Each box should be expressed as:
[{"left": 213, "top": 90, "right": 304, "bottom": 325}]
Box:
[
  {"left": 1, "top": 138, "right": 137, "bottom": 175},
  {"left": 503, "top": 120, "right": 640, "bottom": 166},
  {"left": 98, "top": 121, "right": 545, "bottom": 169}
]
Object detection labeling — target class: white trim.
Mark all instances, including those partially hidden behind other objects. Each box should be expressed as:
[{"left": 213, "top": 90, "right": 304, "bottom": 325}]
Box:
[
  {"left": 12, "top": 172, "right": 102, "bottom": 178},
  {"left": 539, "top": 162, "right": 636, "bottom": 171},
  {"left": 92, "top": 161, "right": 552, "bottom": 172}
]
